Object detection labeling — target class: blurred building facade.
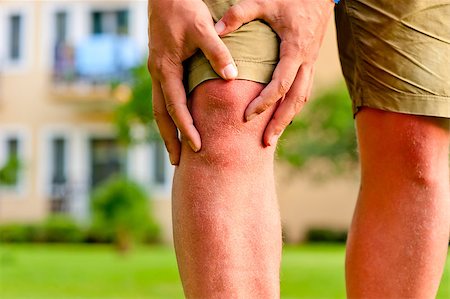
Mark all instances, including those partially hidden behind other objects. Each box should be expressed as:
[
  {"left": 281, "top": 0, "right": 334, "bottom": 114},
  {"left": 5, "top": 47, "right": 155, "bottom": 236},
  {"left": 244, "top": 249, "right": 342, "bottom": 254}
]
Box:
[
  {"left": 0, "top": 0, "right": 359, "bottom": 243},
  {"left": 0, "top": 0, "right": 173, "bottom": 235}
]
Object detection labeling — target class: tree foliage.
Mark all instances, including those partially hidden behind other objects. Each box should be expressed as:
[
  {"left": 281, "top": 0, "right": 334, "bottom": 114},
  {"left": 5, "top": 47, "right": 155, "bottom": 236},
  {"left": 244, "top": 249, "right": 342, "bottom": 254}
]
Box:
[
  {"left": 277, "top": 83, "right": 358, "bottom": 173},
  {"left": 115, "top": 63, "right": 159, "bottom": 144},
  {"left": 0, "top": 155, "right": 20, "bottom": 186}
]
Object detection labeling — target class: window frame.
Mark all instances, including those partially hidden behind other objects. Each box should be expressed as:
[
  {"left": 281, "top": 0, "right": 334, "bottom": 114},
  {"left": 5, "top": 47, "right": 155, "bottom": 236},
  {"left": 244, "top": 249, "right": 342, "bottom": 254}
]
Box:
[
  {"left": 0, "top": 4, "right": 32, "bottom": 72},
  {"left": 0, "top": 127, "right": 29, "bottom": 196}
]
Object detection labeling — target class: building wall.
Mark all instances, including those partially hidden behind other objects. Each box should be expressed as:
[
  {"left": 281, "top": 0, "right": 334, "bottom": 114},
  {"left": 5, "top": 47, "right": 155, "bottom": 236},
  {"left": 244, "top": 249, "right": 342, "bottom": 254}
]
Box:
[
  {"left": 0, "top": 0, "right": 357, "bottom": 243},
  {"left": 0, "top": 0, "right": 173, "bottom": 226}
]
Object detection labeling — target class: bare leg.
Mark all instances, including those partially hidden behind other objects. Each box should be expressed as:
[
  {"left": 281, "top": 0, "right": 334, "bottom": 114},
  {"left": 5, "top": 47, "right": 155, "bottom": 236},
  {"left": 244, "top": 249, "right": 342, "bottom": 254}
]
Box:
[
  {"left": 172, "top": 80, "right": 282, "bottom": 298},
  {"left": 346, "top": 107, "right": 450, "bottom": 299}
]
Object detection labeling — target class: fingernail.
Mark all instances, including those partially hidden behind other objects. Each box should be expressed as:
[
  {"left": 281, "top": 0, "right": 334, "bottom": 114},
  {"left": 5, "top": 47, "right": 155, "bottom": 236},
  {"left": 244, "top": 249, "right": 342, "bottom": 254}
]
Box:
[
  {"left": 188, "top": 140, "right": 200, "bottom": 152},
  {"left": 169, "top": 157, "right": 176, "bottom": 165},
  {"left": 268, "top": 134, "right": 280, "bottom": 146},
  {"left": 246, "top": 113, "right": 258, "bottom": 122},
  {"left": 215, "top": 20, "right": 225, "bottom": 35},
  {"left": 223, "top": 63, "right": 238, "bottom": 80}
]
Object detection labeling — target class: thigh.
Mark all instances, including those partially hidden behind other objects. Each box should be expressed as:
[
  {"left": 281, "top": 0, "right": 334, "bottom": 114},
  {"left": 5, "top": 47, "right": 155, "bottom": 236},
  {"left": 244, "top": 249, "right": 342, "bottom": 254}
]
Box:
[
  {"left": 336, "top": 0, "right": 450, "bottom": 118},
  {"left": 185, "top": 0, "right": 279, "bottom": 93}
]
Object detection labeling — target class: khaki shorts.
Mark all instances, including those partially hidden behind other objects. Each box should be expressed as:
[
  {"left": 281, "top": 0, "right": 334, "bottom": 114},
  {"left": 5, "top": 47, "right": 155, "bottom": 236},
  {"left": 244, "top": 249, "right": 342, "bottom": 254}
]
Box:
[{"left": 186, "top": 0, "right": 450, "bottom": 118}]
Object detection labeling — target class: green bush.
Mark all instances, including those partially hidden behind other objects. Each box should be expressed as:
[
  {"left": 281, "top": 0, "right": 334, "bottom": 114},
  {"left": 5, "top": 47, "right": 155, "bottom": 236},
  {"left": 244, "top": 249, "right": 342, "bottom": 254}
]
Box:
[
  {"left": 90, "top": 176, "right": 159, "bottom": 251},
  {"left": 39, "top": 215, "right": 84, "bottom": 243},
  {"left": 0, "top": 223, "right": 35, "bottom": 242},
  {"left": 142, "top": 221, "right": 161, "bottom": 244},
  {"left": 306, "top": 228, "right": 348, "bottom": 243},
  {"left": 0, "top": 215, "right": 84, "bottom": 243}
]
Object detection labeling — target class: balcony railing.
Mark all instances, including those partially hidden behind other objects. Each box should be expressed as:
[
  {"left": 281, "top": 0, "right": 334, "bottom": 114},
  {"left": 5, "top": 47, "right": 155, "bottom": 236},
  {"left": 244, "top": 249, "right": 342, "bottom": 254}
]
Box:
[{"left": 51, "top": 34, "right": 141, "bottom": 102}]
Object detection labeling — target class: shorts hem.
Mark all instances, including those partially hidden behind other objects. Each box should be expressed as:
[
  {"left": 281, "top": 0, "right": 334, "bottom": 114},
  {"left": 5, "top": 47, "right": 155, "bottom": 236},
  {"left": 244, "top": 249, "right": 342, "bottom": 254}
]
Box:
[
  {"left": 187, "top": 60, "right": 276, "bottom": 93},
  {"left": 352, "top": 89, "right": 450, "bottom": 119}
]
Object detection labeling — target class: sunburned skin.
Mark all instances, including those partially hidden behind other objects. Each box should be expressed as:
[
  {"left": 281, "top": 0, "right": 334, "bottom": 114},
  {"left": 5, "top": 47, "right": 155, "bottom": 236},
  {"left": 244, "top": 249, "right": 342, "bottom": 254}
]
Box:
[
  {"left": 346, "top": 107, "right": 450, "bottom": 299},
  {"left": 172, "top": 79, "right": 282, "bottom": 299},
  {"left": 186, "top": 79, "right": 277, "bottom": 169}
]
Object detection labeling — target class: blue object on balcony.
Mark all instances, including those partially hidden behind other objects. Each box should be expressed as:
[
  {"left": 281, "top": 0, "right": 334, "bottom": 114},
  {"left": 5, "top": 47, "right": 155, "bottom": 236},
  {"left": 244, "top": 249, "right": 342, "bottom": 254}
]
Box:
[{"left": 75, "top": 34, "right": 141, "bottom": 80}]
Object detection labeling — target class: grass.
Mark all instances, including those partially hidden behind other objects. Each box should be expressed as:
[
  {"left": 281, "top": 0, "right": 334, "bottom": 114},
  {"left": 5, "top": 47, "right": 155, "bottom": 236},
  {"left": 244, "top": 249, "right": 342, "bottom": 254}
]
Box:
[{"left": 0, "top": 243, "right": 448, "bottom": 299}]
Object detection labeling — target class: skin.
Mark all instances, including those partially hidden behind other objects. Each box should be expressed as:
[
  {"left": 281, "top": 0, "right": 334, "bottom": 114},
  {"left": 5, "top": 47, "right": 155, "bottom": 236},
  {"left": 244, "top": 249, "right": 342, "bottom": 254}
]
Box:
[
  {"left": 172, "top": 80, "right": 282, "bottom": 298},
  {"left": 148, "top": 0, "right": 238, "bottom": 164},
  {"left": 148, "top": 0, "right": 450, "bottom": 298},
  {"left": 347, "top": 108, "right": 450, "bottom": 299},
  {"left": 215, "top": 0, "right": 333, "bottom": 145},
  {"left": 148, "top": 0, "right": 334, "bottom": 164}
]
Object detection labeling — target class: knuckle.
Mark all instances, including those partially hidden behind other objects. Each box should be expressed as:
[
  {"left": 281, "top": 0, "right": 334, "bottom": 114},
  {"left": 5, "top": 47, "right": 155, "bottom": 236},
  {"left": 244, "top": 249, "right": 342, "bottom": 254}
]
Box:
[
  {"left": 193, "top": 16, "right": 210, "bottom": 36},
  {"left": 255, "top": 101, "right": 272, "bottom": 114},
  {"left": 290, "top": 41, "right": 304, "bottom": 54},
  {"left": 294, "top": 95, "right": 307, "bottom": 105},
  {"left": 278, "top": 79, "right": 291, "bottom": 95},
  {"left": 157, "top": 57, "right": 181, "bottom": 83},
  {"left": 227, "top": 5, "right": 245, "bottom": 23},
  {"left": 149, "top": 53, "right": 164, "bottom": 75},
  {"left": 165, "top": 101, "right": 181, "bottom": 118},
  {"left": 278, "top": 119, "right": 291, "bottom": 130},
  {"left": 152, "top": 107, "right": 165, "bottom": 121},
  {"left": 282, "top": 40, "right": 304, "bottom": 59},
  {"left": 165, "top": 102, "right": 176, "bottom": 117},
  {"left": 255, "top": 0, "right": 267, "bottom": 8},
  {"left": 283, "top": 94, "right": 307, "bottom": 115},
  {"left": 272, "top": 117, "right": 291, "bottom": 132}
]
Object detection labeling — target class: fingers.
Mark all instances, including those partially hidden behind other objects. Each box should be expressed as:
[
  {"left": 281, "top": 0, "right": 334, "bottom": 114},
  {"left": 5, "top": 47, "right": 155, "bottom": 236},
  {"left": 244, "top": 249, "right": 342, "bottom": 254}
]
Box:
[
  {"left": 196, "top": 24, "right": 238, "bottom": 80},
  {"left": 245, "top": 41, "right": 303, "bottom": 121},
  {"left": 263, "top": 65, "right": 314, "bottom": 146},
  {"left": 158, "top": 68, "right": 202, "bottom": 154},
  {"left": 152, "top": 80, "right": 181, "bottom": 165},
  {"left": 214, "top": 0, "right": 264, "bottom": 36}
]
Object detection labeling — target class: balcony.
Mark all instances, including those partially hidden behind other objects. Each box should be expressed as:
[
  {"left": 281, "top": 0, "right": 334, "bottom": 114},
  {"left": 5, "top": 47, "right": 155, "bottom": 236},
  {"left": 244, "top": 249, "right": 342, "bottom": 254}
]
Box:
[{"left": 50, "top": 34, "right": 141, "bottom": 103}]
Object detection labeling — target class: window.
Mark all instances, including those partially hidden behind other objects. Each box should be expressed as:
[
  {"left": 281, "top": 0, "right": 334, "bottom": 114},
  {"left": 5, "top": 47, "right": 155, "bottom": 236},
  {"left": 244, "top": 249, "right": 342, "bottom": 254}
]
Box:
[
  {"left": 90, "top": 138, "right": 125, "bottom": 188},
  {"left": 153, "top": 141, "right": 166, "bottom": 185},
  {"left": 52, "top": 138, "right": 66, "bottom": 184},
  {"left": 0, "top": 137, "right": 20, "bottom": 186},
  {"left": 9, "top": 14, "right": 22, "bottom": 61},
  {"left": 92, "top": 11, "right": 102, "bottom": 34},
  {"left": 7, "top": 138, "right": 19, "bottom": 158},
  {"left": 55, "top": 11, "right": 68, "bottom": 44},
  {"left": 54, "top": 11, "right": 73, "bottom": 79},
  {"left": 50, "top": 137, "right": 70, "bottom": 213},
  {"left": 91, "top": 10, "right": 129, "bottom": 35},
  {"left": 116, "top": 10, "right": 129, "bottom": 35}
]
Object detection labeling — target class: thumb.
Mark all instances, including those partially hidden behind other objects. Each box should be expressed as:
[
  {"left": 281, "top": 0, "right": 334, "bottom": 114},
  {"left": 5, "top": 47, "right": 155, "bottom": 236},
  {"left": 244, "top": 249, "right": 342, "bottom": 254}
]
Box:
[
  {"left": 214, "top": 0, "right": 264, "bottom": 36},
  {"left": 197, "top": 26, "right": 238, "bottom": 80}
]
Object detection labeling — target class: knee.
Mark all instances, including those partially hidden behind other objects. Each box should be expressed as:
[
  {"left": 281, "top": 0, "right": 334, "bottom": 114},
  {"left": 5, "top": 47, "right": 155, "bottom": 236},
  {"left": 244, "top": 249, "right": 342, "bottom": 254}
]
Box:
[
  {"left": 400, "top": 138, "right": 448, "bottom": 188},
  {"left": 357, "top": 108, "right": 449, "bottom": 189},
  {"left": 395, "top": 119, "right": 448, "bottom": 188},
  {"left": 185, "top": 79, "right": 276, "bottom": 169}
]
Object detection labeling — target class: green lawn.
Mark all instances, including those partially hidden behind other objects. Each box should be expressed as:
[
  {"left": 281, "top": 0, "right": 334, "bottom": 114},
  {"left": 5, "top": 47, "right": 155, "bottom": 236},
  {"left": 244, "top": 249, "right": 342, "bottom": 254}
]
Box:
[{"left": 0, "top": 244, "right": 448, "bottom": 299}]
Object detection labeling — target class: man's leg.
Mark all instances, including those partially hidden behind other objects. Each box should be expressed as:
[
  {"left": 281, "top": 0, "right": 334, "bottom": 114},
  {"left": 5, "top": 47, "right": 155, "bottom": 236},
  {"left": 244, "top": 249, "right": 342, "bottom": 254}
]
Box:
[
  {"left": 346, "top": 107, "right": 450, "bottom": 298},
  {"left": 172, "top": 80, "right": 282, "bottom": 298}
]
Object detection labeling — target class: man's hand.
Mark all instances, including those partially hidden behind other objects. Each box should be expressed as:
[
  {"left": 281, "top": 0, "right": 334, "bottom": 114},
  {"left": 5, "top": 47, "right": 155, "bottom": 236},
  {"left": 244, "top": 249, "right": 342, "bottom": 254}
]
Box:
[
  {"left": 148, "top": 0, "right": 238, "bottom": 165},
  {"left": 215, "top": 0, "right": 334, "bottom": 146}
]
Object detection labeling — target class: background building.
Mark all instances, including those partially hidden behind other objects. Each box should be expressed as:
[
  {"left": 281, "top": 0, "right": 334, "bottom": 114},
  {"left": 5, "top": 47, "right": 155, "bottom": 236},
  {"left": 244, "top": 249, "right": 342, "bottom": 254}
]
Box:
[{"left": 0, "top": 0, "right": 359, "bottom": 243}]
